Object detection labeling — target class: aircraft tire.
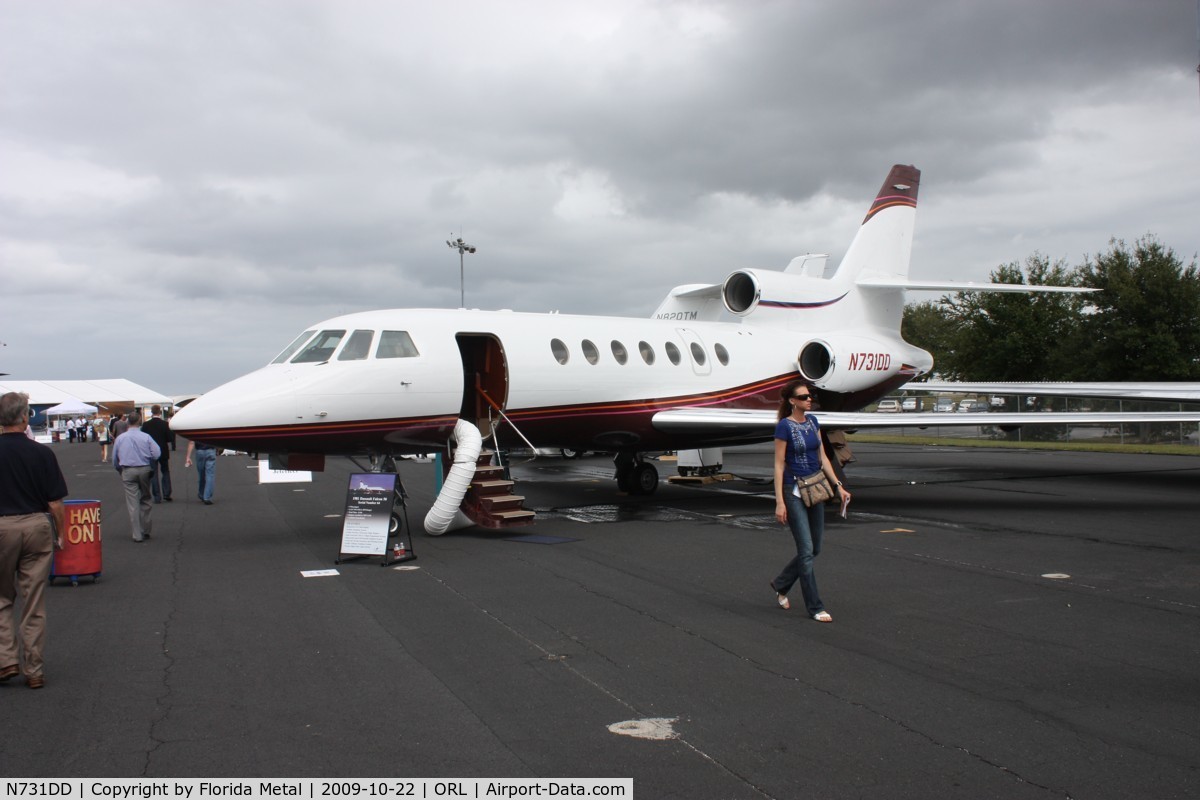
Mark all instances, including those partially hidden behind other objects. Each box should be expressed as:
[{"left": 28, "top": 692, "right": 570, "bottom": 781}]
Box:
[{"left": 632, "top": 463, "right": 659, "bottom": 495}]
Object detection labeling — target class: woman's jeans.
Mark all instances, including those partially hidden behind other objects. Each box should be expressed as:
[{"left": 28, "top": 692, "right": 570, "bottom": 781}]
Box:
[{"left": 772, "top": 491, "right": 825, "bottom": 615}]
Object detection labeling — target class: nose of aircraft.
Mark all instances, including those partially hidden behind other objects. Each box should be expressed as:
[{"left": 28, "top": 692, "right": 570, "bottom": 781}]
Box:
[{"left": 170, "top": 366, "right": 291, "bottom": 436}]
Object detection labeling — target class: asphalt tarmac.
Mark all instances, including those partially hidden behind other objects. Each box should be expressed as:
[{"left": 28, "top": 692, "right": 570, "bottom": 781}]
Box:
[{"left": 4, "top": 439, "right": 1198, "bottom": 799}]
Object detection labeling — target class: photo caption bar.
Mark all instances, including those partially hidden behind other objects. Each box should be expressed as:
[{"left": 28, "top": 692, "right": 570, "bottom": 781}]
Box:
[{"left": 0, "top": 780, "right": 632, "bottom": 800}]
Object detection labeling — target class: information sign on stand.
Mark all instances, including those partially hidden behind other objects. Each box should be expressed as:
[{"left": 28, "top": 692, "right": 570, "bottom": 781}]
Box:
[{"left": 336, "top": 473, "right": 415, "bottom": 565}]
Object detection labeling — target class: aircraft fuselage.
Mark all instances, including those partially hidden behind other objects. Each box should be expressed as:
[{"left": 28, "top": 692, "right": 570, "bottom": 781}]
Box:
[{"left": 171, "top": 306, "right": 927, "bottom": 458}]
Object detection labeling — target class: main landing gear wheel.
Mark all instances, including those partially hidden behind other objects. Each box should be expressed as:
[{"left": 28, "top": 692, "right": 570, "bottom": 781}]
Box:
[
  {"left": 632, "top": 462, "right": 659, "bottom": 495},
  {"left": 614, "top": 453, "right": 659, "bottom": 495}
]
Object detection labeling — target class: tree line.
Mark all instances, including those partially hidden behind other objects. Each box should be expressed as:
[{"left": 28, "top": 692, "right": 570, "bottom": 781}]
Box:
[{"left": 901, "top": 236, "right": 1200, "bottom": 382}]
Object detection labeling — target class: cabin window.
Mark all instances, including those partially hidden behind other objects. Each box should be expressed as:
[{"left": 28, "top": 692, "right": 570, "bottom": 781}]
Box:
[
  {"left": 638, "top": 341, "right": 655, "bottom": 365},
  {"left": 690, "top": 343, "right": 707, "bottom": 366},
  {"left": 550, "top": 339, "right": 569, "bottom": 365},
  {"left": 665, "top": 342, "right": 681, "bottom": 365},
  {"left": 291, "top": 330, "right": 346, "bottom": 363},
  {"left": 582, "top": 339, "right": 600, "bottom": 365},
  {"left": 376, "top": 330, "right": 420, "bottom": 359},
  {"left": 337, "top": 330, "right": 375, "bottom": 361},
  {"left": 271, "top": 330, "right": 316, "bottom": 364},
  {"left": 611, "top": 340, "right": 628, "bottom": 365},
  {"left": 714, "top": 343, "right": 729, "bottom": 366}
]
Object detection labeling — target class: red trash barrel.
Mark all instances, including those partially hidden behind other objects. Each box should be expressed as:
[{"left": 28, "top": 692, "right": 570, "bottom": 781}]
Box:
[{"left": 51, "top": 499, "right": 103, "bottom": 586}]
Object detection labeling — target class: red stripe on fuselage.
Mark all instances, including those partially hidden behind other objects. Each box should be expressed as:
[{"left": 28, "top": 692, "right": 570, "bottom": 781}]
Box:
[{"left": 179, "top": 373, "right": 800, "bottom": 450}]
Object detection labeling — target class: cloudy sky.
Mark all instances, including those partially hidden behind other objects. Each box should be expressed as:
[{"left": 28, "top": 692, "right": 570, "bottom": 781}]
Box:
[{"left": 2, "top": 1, "right": 1198, "bottom": 395}]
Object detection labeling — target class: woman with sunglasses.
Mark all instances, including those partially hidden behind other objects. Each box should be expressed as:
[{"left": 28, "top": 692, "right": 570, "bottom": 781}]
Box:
[{"left": 769, "top": 379, "right": 850, "bottom": 622}]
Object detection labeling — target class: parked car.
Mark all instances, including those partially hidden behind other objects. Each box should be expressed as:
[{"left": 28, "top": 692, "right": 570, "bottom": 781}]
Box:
[
  {"left": 956, "top": 398, "right": 978, "bottom": 413},
  {"left": 901, "top": 397, "right": 918, "bottom": 412},
  {"left": 934, "top": 397, "right": 956, "bottom": 413},
  {"left": 876, "top": 398, "right": 901, "bottom": 413}
]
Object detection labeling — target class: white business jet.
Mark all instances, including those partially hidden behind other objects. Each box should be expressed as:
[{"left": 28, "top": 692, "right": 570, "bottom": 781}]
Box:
[{"left": 170, "top": 165, "right": 1200, "bottom": 533}]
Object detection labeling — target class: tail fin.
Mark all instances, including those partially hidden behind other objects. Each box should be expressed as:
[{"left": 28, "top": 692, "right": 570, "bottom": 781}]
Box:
[{"left": 837, "top": 164, "right": 920, "bottom": 283}]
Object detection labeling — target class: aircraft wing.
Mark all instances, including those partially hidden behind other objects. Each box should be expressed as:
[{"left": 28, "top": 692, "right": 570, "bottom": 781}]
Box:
[
  {"left": 911, "top": 382, "right": 1200, "bottom": 404},
  {"left": 855, "top": 278, "right": 1096, "bottom": 295},
  {"left": 651, "top": 407, "right": 1200, "bottom": 439}
]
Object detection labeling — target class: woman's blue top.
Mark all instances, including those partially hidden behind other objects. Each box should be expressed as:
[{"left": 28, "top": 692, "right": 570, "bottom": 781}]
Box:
[{"left": 775, "top": 415, "right": 822, "bottom": 488}]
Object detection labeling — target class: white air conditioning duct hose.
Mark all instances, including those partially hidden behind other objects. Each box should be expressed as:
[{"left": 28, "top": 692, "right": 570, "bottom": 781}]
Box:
[{"left": 423, "top": 419, "right": 482, "bottom": 535}]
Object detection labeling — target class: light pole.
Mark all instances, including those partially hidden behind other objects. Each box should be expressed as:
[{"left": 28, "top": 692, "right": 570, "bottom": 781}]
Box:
[{"left": 445, "top": 236, "right": 476, "bottom": 307}]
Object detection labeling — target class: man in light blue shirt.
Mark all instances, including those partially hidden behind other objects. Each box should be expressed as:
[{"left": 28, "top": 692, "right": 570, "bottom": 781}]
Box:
[{"left": 112, "top": 412, "right": 161, "bottom": 542}]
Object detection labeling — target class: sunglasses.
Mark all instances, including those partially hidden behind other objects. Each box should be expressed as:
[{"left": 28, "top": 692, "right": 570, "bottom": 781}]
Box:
[{"left": 792, "top": 394, "right": 813, "bottom": 401}]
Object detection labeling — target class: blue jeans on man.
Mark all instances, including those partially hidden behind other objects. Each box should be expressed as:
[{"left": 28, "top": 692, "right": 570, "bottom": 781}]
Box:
[
  {"left": 194, "top": 448, "right": 216, "bottom": 503},
  {"left": 771, "top": 490, "right": 825, "bottom": 616}
]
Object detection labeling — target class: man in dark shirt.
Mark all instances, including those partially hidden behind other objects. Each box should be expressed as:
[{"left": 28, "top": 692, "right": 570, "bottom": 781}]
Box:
[
  {"left": 141, "top": 405, "right": 172, "bottom": 503},
  {"left": 0, "top": 392, "right": 68, "bottom": 690}
]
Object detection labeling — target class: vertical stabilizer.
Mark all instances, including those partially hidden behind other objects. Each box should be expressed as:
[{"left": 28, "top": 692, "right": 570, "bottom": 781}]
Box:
[{"left": 838, "top": 164, "right": 920, "bottom": 283}]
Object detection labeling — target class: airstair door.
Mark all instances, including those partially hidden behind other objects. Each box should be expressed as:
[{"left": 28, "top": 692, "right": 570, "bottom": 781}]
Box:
[{"left": 456, "top": 334, "right": 509, "bottom": 437}]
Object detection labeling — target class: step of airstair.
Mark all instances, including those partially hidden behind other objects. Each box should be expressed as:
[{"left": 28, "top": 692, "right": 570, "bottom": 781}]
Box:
[{"left": 459, "top": 450, "right": 536, "bottom": 530}]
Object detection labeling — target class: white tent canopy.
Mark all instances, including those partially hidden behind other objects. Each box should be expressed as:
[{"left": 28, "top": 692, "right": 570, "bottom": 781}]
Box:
[
  {"left": 0, "top": 379, "right": 172, "bottom": 407},
  {"left": 44, "top": 398, "right": 99, "bottom": 416}
]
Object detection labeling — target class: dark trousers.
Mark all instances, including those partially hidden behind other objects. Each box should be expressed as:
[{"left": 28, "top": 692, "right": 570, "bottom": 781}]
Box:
[{"left": 151, "top": 456, "right": 172, "bottom": 502}]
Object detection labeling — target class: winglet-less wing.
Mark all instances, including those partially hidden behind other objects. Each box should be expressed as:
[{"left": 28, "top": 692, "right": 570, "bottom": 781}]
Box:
[
  {"left": 652, "top": 407, "right": 1200, "bottom": 440},
  {"left": 911, "top": 382, "right": 1200, "bottom": 404},
  {"left": 855, "top": 278, "right": 1096, "bottom": 294}
]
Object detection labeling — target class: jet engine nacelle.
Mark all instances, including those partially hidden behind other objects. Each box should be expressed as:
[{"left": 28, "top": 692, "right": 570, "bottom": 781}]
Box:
[
  {"left": 723, "top": 269, "right": 799, "bottom": 315},
  {"left": 796, "top": 335, "right": 909, "bottom": 394},
  {"left": 721, "top": 268, "right": 849, "bottom": 330}
]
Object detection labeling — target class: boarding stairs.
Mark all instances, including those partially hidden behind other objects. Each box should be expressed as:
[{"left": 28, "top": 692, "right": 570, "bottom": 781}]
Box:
[
  {"left": 423, "top": 409, "right": 538, "bottom": 535},
  {"left": 458, "top": 450, "right": 536, "bottom": 530}
]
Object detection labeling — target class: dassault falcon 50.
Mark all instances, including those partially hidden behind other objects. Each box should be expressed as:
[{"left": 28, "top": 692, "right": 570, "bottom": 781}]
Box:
[{"left": 170, "top": 165, "right": 1200, "bottom": 532}]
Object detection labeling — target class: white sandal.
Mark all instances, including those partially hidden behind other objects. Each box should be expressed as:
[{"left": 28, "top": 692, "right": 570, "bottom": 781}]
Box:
[
  {"left": 771, "top": 583, "right": 790, "bottom": 610},
  {"left": 812, "top": 610, "right": 833, "bottom": 623}
]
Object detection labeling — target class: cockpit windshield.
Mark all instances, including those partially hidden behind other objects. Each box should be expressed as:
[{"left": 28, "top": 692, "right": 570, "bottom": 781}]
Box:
[
  {"left": 337, "top": 330, "right": 375, "bottom": 361},
  {"left": 291, "top": 330, "right": 346, "bottom": 363},
  {"left": 271, "top": 330, "right": 316, "bottom": 364},
  {"left": 270, "top": 328, "right": 418, "bottom": 364}
]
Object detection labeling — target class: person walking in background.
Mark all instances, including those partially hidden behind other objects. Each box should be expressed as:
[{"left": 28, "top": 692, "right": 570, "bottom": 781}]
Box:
[
  {"left": 110, "top": 413, "right": 128, "bottom": 441},
  {"left": 111, "top": 412, "right": 160, "bottom": 542},
  {"left": 769, "top": 379, "right": 850, "bottom": 623},
  {"left": 141, "top": 405, "right": 172, "bottom": 503},
  {"left": 184, "top": 439, "right": 218, "bottom": 505},
  {"left": 94, "top": 416, "right": 110, "bottom": 462},
  {"left": 0, "top": 392, "right": 68, "bottom": 690}
]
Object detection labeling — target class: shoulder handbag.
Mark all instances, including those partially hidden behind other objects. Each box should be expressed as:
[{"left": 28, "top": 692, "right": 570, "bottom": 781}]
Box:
[{"left": 794, "top": 470, "right": 835, "bottom": 508}]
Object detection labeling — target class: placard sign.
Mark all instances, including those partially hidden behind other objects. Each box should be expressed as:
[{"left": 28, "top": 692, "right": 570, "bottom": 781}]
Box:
[
  {"left": 257, "top": 459, "right": 313, "bottom": 484},
  {"left": 338, "top": 473, "right": 397, "bottom": 556}
]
